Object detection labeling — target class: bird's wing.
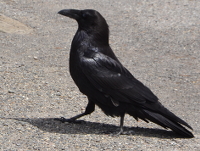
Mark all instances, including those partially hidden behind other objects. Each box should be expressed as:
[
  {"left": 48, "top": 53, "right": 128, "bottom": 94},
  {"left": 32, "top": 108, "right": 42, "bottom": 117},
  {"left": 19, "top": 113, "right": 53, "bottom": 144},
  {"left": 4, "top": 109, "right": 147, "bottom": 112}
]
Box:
[{"left": 80, "top": 51, "right": 158, "bottom": 104}]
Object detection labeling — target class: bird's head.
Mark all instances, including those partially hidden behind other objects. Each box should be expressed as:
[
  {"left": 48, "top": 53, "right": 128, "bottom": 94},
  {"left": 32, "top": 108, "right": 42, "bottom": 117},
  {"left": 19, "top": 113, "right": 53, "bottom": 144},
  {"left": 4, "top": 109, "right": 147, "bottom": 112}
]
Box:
[{"left": 58, "top": 9, "right": 109, "bottom": 44}]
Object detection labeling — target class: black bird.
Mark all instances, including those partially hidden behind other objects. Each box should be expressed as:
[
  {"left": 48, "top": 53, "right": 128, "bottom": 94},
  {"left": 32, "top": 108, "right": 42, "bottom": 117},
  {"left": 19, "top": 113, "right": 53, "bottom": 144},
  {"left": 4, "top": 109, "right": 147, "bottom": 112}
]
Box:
[{"left": 57, "top": 9, "right": 194, "bottom": 138}]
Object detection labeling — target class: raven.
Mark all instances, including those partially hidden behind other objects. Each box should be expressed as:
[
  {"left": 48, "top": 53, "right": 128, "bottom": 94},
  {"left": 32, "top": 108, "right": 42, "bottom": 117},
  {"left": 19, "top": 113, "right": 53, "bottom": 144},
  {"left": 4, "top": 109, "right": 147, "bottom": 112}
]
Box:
[{"left": 57, "top": 9, "right": 194, "bottom": 138}]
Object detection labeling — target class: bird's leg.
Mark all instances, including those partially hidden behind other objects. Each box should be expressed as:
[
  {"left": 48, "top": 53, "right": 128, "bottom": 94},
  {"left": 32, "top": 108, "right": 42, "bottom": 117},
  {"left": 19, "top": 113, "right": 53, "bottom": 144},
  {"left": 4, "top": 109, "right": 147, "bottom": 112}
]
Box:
[
  {"left": 110, "top": 114, "right": 125, "bottom": 136},
  {"left": 116, "top": 113, "right": 125, "bottom": 135},
  {"left": 55, "top": 99, "right": 95, "bottom": 123}
]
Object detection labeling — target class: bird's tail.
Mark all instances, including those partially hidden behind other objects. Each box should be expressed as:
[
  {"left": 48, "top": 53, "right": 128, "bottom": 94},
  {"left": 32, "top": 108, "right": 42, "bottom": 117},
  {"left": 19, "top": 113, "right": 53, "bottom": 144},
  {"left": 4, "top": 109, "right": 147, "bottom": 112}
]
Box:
[{"left": 127, "top": 104, "right": 194, "bottom": 138}]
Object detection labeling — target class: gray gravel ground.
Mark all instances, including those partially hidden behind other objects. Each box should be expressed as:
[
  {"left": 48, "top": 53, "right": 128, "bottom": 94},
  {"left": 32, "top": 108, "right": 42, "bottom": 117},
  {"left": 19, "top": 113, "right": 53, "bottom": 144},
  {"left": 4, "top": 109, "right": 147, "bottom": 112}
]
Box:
[{"left": 0, "top": 0, "right": 200, "bottom": 150}]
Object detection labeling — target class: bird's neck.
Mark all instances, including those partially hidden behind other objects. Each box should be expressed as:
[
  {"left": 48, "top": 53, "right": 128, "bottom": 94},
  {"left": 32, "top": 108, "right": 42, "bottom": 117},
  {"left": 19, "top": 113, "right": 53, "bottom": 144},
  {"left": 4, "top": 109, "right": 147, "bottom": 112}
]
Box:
[
  {"left": 73, "top": 29, "right": 109, "bottom": 47},
  {"left": 92, "top": 32, "right": 109, "bottom": 46}
]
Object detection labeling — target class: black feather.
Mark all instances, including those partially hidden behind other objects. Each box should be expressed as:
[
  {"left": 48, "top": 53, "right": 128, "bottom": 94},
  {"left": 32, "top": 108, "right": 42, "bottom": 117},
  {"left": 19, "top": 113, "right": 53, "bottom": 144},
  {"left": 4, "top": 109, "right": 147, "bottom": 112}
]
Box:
[{"left": 58, "top": 9, "right": 194, "bottom": 138}]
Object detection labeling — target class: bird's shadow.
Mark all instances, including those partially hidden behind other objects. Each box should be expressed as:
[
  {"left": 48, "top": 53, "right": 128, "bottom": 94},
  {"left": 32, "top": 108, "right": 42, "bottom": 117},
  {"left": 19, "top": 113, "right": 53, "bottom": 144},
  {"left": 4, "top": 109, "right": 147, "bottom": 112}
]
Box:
[{"left": 3, "top": 117, "right": 182, "bottom": 138}]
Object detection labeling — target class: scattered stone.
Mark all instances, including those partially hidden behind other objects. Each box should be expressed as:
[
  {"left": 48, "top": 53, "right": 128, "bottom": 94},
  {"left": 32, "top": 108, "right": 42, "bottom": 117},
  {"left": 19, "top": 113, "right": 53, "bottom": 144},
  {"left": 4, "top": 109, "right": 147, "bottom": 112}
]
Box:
[{"left": 8, "top": 90, "right": 15, "bottom": 93}]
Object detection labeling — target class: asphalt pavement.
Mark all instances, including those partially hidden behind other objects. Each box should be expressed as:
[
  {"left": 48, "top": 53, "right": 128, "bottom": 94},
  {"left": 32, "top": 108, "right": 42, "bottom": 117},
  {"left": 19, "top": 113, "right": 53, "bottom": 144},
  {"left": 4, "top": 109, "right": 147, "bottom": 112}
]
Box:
[{"left": 0, "top": 0, "right": 200, "bottom": 150}]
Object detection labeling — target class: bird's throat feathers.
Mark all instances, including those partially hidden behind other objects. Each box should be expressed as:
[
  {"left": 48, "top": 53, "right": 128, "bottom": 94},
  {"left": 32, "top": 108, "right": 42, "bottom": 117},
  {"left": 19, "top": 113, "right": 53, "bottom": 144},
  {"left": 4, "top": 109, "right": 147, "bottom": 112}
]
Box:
[{"left": 73, "top": 25, "right": 109, "bottom": 47}]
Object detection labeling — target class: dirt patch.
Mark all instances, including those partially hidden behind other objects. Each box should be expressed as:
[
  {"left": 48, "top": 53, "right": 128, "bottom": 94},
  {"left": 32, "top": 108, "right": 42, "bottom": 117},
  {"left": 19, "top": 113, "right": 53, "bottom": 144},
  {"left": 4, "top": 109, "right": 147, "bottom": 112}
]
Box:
[{"left": 0, "top": 14, "right": 33, "bottom": 34}]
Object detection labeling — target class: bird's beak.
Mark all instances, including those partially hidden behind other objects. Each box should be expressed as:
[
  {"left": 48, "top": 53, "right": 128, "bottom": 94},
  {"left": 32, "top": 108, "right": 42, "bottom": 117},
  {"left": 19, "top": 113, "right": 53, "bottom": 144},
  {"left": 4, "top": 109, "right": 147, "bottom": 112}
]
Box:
[{"left": 58, "top": 9, "right": 81, "bottom": 20}]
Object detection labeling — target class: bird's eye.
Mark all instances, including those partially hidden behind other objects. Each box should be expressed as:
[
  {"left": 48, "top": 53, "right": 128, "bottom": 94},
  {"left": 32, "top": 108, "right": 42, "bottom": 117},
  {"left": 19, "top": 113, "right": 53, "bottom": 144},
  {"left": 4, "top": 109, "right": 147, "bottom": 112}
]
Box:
[{"left": 82, "top": 13, "right": 87, "bottom": 19}]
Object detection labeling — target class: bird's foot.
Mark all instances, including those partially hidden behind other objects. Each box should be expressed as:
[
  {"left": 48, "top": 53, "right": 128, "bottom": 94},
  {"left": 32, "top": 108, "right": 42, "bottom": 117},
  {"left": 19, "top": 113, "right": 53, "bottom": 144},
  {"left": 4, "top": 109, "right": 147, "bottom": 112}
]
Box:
[
  {"left": 102, "top": 128, "right": 124, "bottom": 136},
  {"left": 54, "top": 117, "right": 84, "bottom": 124},
  {"left": 109, "top": 129, "right": 134, "bottom": 136},
  {"left": 111, "top": 128, "right": 124, "bottom": 136}
]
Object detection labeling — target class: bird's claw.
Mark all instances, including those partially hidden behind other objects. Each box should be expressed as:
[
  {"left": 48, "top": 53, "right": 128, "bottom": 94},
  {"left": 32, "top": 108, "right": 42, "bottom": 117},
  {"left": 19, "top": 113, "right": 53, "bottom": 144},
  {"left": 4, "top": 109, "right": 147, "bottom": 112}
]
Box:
[
  {"left": 54, "top": 117, "right": 84, "bottom": 124},
  {"left": 54, "top": 117, "right": 75, "bottom": 123},
  {"left": 110, "top": 129, "right": 124, "bottom": 136}
]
